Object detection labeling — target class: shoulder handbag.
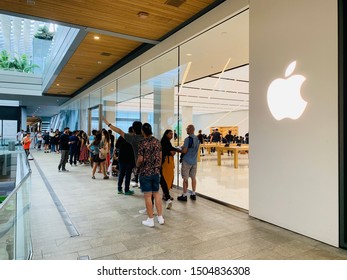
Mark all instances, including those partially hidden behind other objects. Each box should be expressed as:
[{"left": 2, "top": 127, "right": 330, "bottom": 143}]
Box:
[{"left": 99, "top": 146, "right": 107, "bottom": 160}]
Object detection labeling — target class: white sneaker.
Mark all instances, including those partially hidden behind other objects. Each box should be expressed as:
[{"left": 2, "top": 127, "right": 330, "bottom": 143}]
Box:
[
  {"left": 157, "top": 215, "right": 165, "bottom": 225},
  {"left": 142, "top": 218, "right": 154, "bottom": 227},
  {"left": 166, "top": 199, "right": 173, "bottom": 209}
]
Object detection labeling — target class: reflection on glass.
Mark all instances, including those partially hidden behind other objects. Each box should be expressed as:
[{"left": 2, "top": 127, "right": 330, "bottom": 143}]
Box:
[
  {"left": 102, "top": 82, "right": 116, "bottom": 130},
  {"left": 177, "top": 11, "right": 250, "bottom": 209},
  {"left": 0, "top": 120, "right": 17, "bottom": 146},
  {"left": 141, "top": 49, "right": 178, "bottom": 138},
  {"left": 117, "top": 69, "right": 140, "bottom": 132},
  {"left": 65, "top": 100, "right": 80, "bottom": 131},
  {"left": 80, "top": 95, "right": 89, "bottom": 133},
  {"left": 90, "top": 89, "right": 101, "bottom": 108},
  {"left": 90, "top": 106, "right": 99, "bottom": 132}
]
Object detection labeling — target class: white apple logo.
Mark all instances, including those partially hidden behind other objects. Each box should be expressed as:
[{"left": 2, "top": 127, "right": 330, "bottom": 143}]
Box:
[{"left": 267, "top": 61, "right": 307, "bottom": 120}]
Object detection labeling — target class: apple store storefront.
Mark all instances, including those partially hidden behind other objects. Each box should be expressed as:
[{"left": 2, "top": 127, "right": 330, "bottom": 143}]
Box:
[{"left": 55, "top": 1, "right": 347, "bottom": 249}]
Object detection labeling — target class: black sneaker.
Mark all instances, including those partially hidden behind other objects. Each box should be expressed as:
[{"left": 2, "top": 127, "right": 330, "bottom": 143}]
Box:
[
  {"left": 190, "top": 194, "right": 196, "bottom": 201},
  {"left": 177, "top": 195, "right": 187, "bottom": 202}
]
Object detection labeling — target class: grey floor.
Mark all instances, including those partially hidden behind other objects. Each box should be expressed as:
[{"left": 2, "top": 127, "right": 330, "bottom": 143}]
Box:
[{"left": 29, "top": 149, "right": 347, "bottom": 260}]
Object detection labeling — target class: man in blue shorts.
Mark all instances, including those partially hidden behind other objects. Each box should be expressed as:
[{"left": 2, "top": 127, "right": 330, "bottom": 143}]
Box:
[{"left": 136, "top": 123, "right": 164, "bottom": 227}]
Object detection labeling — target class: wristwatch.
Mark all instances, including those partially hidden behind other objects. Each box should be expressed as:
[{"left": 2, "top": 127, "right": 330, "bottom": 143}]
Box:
[{"left": 108, "top": 123, "right": 111, "bottom": 127}]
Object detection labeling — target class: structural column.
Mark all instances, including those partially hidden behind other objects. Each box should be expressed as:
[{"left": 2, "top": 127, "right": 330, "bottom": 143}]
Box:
[{"left": 21, "top": 107, "right": 27, "bottom": 131}]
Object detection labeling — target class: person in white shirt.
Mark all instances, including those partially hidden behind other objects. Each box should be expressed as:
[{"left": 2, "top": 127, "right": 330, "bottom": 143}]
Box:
[
  {"left": 16, "top": 130, "right": 24, "bottom": 144},
  {"left": 36, "top": 131, "right": 43, "bottom": 150}
]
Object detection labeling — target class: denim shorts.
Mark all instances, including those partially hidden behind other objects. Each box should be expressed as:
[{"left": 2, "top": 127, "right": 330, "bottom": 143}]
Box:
[{"left": 139, "top": 174, "right": 160, "bottom": 193}]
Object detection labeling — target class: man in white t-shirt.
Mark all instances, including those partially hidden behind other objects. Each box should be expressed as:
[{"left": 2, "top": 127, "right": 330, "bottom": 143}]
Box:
[{"left": 16, "top": 130, "right": 24, "bottom": 144}]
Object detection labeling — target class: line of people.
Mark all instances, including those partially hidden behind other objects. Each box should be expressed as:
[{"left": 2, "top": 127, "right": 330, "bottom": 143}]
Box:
[
  {"left": 22, "top": 120, "right": 200, "bottom": 229},
  {"left": 103, "top": 117, "right": 200, "bottom": 228}
]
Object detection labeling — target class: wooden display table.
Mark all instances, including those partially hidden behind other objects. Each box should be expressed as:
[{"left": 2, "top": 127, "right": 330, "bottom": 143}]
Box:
[
  {"left": 216, "top": 145, "right": 249, "bottom": 168},
  {"left": 198, "top": 143, "right": 249, "bottom": 168}
]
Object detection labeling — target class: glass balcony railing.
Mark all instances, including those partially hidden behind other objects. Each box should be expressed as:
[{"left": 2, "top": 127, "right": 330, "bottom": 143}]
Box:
[{"left": 0, "top": 147, "right": 32, "bottom": 260}]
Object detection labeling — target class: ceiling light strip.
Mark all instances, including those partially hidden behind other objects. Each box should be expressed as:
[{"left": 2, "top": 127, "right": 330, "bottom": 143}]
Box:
[
  {"left": 213, "top": 57, "right": 231, "bottom": 90},
  {"left": 178, "top": 61, "right": 192, "bottom": 95},
  {"left": 202, "top": 99, "right": 248, "bottom": 131},
  {"left": 85, "top": 27, "right": 160, "bottom": 45}
]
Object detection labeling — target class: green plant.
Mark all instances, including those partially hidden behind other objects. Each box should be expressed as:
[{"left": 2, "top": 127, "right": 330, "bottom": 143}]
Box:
[
  {"left": 34, "top": 25, "right": 54, "bottom": 40},
  {"left": 0, "top": 50, "right": 39, "bottom": 73},
  {"left": 0, "top": 50, "right": 12, "bottom": 70},
  {"left": 12, "top": 53, "right": 39, "bottom": 73}
]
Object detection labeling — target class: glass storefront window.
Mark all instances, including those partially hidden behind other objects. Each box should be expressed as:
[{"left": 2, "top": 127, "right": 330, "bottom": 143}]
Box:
[
  {"left": 102, "top": 82, "right": 116, "bottom": 131},
  {"left": 177, "top": 12, "right": 249, "bottom": 209},
  {"left": 90, "top": 89, "right": 101, "bottom": 108},
  {"left": 141, "top": 49, "right": 178, "bottom": 139},
  {"left": 116, "top": 69, "right": 140, "bottom": 132},
  {"left": 80, "top": 95, "right": 89, "bottom": 133},
  {"left": 66, "top": 100, "right": 80, "bottom": 131}
]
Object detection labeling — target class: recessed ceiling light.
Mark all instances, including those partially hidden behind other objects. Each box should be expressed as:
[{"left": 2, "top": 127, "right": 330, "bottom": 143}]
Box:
[
  {"left": 94, "top": 36, "right": 100, "bottom": 40},
  {"left": 186, "top": 53, "right": 192, "bottom": 56},
  {"left": 56, "top": 83, "right": 60, "bottom": 86},
  {"left": 138, "top": 11, "right": 149, "bottom": 19},
  {"left": 97, "top": 61, "right": 102, "bottom": 64},
  {"left": 100, "top": 52, "right": 112, "bottom": 56}
]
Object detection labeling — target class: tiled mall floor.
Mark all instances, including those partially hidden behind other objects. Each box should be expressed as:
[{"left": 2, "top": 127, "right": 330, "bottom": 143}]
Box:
[{"left": 29, "top": 149, "right": 347, "bottom": 260}]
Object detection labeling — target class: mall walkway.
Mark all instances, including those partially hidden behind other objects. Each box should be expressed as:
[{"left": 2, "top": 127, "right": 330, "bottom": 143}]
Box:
[{"left": 29, "top": 149, "right": 347, "bottom": 260}]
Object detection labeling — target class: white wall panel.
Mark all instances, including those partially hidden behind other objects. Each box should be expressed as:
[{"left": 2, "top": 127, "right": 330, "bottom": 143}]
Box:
[{"left": 249, "top": 0, "right": 338, "bottom": 246}]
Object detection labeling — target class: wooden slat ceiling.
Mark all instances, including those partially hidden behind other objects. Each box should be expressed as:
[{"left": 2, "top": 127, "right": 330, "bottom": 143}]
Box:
[{"left": 0, "top": 0, "right": 221, "bottom": 97}]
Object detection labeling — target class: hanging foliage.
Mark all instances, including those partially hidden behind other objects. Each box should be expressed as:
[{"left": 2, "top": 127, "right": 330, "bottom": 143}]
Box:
[
  {"left": 34, "top": 26, "right": 54, "bottom": 40},
  {"left": 0, "top": 50, "right": 39, "bottom": 73}
]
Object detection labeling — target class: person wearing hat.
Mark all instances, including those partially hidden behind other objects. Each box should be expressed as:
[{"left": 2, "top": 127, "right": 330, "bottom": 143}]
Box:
[{"left": 136, "top": 123, "right": 164, "bottom": 227}]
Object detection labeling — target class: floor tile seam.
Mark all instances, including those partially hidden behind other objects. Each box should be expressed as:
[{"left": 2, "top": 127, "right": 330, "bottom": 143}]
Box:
[
  {"left": 32, "top": 157, "right": 80, "bottom": 238},
  {"left": 29, "top": 161, "right": 71, "bottom": 237}
]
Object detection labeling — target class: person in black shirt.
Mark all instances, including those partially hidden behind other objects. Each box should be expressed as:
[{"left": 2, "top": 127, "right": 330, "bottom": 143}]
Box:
[
  {"left": 174, "top": 130, "right": 178, "bottom": 141},
  {"left": 58, "top": 127, "right": 70, "bottom": 172},
  {"left": 116, "top": 127, "right": 136, "bottom": 195},
  {"left": 197, "top": 129, "right": 204, "bottom": 156},
  {"left": 210, "top": 128, "right": 221, "bottom": 152},
  {"left": 245, "top": 132, "right": 249, "bottom": 144},
  {"left": 160, "top": 129, "right": 179, "bottom": 209},
  {"left": 225, "top": 130, "right": 234, "bottom": 155},
  {"left": 69, "top": 130, "right": 79, "bottom": 166},
  {"left": 108, "top": 129, "right": 115, "bottom": 159},
  {"left": 43, "top": 130, "right": 50, "bottom": 153}
]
